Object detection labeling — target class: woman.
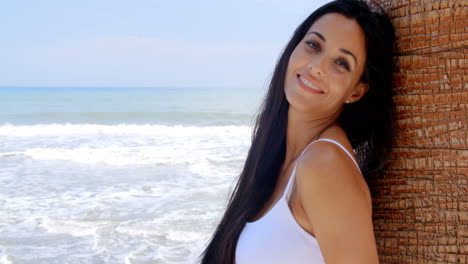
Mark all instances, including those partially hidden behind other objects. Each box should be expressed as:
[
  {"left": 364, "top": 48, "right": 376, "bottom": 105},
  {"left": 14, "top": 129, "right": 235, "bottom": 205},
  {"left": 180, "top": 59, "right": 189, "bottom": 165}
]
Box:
[{"left": 201, "top": 0, "right": 396, "bottom": 263}]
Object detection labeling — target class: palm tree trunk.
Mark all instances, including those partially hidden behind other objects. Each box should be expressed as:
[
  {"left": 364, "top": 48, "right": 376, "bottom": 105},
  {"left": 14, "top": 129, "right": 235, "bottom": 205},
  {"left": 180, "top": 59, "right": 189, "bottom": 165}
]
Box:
[{"left": 369, "top": 0, "right": 467, "bottom": 263}]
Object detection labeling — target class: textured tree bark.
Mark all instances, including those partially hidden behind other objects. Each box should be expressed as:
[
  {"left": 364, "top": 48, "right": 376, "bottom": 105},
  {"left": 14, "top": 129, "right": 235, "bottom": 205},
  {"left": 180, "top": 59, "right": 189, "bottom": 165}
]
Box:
[{"left": 368, "top": 0, "right": 467, "bottom": 263}]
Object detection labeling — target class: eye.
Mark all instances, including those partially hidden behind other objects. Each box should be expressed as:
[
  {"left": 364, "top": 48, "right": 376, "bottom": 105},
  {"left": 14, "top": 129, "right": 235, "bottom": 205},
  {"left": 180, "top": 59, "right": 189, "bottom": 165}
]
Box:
[
  {"left": 335, "top": 59, "right": 350, "bottom": 71},
  {"left": 305, "top": 40, "right": 320, "bottom": 51}
]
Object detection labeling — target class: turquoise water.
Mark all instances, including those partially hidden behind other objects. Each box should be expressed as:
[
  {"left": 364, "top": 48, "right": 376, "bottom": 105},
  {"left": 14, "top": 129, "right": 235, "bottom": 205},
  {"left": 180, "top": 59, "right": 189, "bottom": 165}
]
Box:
[{"left": 0, "top": 87, "right": 263, "bottom": 126}]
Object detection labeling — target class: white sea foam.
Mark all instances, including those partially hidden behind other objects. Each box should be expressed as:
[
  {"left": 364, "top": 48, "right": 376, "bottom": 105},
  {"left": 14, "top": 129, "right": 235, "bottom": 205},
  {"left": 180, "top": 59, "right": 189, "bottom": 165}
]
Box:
[
  {"left": 124, "top": 245, "right": 163, "bottom": 264},
  {"left": 0, "top": 254, "right": 14, "bottom": 264},
  {"left": 165, "top": 230, "right": 207, "bottom": 242},
  {"left": 39, "top": 217, "right": 102, "bottom": 237},
  {"left": 0, "top": 152, "right": 23, "bottom": 158},
  {"left": 1, "top": 123, "right": 249, "bottom": 263},
  {"left": 0, "top": 245, "right": 15, "bottom": 264},
  {"left": 0, "top": 124, "right": 251, "bottom": 168},
  {"left": 0, "top": 123, "right": 250, "bottom": 137}
]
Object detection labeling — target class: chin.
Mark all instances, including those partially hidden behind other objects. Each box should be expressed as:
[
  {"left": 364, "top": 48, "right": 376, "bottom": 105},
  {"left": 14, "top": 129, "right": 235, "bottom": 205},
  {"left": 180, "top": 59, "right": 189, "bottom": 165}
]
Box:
[{"left": 285, "top": 88, "right": 311, "bottom": 112}]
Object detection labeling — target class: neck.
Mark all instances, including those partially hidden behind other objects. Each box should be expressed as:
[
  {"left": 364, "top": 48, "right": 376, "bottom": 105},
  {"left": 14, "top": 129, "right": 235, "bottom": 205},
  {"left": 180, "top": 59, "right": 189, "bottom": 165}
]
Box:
[{"left": 284, "top": 106, "right": 338, "bottom": 165}]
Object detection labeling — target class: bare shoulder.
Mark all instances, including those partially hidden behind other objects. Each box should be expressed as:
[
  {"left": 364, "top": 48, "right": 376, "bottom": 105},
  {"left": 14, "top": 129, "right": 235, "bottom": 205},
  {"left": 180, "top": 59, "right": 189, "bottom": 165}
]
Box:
[
  {"left": 295, "top": 131, "right": 378, "bottom": 263},
  {"left": 307, "top": 125, "right": 371, "bottom": 204},
  {"left": 297, "top": 138, "right": 371, "bottom": 209}
]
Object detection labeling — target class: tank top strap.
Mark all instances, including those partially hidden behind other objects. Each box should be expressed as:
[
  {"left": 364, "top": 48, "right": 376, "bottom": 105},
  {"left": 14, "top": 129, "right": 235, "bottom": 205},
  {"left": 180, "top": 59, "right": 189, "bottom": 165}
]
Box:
[{"left": 282, "top": 138, "right": 361, "bottom": 201}]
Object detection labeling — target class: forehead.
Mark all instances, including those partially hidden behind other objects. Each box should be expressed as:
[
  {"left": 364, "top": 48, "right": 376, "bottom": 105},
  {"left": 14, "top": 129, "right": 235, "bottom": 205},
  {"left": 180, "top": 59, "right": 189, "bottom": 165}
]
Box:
[{"left": 306, "top": 13, "right": 366, "bottom": 61}]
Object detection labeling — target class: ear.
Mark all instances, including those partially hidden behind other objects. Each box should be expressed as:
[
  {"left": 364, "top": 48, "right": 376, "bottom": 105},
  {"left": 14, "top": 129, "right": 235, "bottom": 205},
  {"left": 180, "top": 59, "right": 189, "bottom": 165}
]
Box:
[{"left": 345, "top": 82, "right": 369, "bottom": 104}]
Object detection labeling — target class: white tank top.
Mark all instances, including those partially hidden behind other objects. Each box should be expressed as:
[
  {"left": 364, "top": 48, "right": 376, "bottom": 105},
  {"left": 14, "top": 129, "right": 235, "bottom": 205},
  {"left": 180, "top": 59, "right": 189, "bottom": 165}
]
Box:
[{"left": 235, "top": 138, "right": 361, "bottom": 264}]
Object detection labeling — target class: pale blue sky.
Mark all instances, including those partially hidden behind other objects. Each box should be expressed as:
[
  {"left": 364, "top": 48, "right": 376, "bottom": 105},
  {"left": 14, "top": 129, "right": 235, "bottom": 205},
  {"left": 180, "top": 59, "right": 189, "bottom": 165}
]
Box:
[{"left": 1, "top": 0, "right": 331, "bottom": 88}]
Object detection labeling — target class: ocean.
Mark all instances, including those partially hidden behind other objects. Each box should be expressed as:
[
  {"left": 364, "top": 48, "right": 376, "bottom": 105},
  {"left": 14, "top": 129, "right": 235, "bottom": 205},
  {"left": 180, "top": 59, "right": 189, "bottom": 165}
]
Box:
[{"left": 0, "top": 86, "right": 264, "bottom": 264}]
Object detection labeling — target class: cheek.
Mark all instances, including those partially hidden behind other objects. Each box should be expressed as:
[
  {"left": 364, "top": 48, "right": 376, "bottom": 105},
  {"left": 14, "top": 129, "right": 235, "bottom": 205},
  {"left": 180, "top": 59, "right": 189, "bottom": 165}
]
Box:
[
  {"left": 289, "top": 48, "right": 301, "bottom": 62},
  {"left": 288, "top": 48, "right": 309, "bottom": 71},
  {"left": 285, "top": 52, "right": 298, "bottom": 84},
  {"left": 327, "top": 70, "right": 355, "bottom": 93}
]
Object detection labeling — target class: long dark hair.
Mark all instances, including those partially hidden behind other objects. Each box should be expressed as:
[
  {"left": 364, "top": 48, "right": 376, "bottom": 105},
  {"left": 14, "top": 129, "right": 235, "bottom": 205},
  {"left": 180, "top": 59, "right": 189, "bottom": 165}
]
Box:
[{"left": 200, "top": 0, "right": 396, "bottom": 263}]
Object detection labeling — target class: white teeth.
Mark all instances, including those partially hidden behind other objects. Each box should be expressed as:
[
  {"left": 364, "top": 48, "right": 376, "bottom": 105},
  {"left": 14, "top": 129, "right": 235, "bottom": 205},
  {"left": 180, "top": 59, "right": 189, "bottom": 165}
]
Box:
[{"left": 299, "top": 75, "right": 322, "bottom": 93}]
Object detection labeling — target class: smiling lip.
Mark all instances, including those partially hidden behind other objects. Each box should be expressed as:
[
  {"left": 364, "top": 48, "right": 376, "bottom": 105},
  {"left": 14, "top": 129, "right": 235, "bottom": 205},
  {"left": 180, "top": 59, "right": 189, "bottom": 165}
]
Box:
[{"left": 296, "top": 74, "right": 324, "bottom": 94}]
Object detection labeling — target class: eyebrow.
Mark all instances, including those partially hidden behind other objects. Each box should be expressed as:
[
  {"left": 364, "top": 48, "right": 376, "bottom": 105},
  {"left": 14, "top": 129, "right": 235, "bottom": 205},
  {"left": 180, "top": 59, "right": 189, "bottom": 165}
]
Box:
[{"left": 306, "top": 31, "right": 358, "bottom": 66}]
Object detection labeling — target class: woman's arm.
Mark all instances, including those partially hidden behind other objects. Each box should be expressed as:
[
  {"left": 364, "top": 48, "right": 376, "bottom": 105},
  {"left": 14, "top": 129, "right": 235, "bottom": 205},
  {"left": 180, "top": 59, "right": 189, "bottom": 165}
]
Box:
[{"left": 296, "top": 141, "right": 379, "bottom": 264}]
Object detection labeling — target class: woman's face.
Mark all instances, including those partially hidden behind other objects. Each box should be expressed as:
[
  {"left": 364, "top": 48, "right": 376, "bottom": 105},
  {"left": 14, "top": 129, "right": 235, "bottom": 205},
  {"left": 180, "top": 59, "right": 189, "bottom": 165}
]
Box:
[{"left": 284, "top": 13, "right": 368, "bottom": 117}]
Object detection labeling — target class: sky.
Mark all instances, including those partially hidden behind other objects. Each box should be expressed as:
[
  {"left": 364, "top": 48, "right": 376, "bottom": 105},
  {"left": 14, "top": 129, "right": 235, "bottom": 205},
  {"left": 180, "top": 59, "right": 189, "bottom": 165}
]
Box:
[{"left": 0, "top": 0, "right": 331, "bottom": 88}]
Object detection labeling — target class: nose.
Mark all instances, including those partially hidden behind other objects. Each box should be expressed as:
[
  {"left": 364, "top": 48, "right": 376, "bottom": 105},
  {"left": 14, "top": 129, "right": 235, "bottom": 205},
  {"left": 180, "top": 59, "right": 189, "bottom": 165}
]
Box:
[{"left": 307, "top": 55, "right": 325, "bottom": 78}]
